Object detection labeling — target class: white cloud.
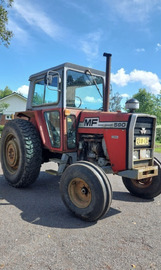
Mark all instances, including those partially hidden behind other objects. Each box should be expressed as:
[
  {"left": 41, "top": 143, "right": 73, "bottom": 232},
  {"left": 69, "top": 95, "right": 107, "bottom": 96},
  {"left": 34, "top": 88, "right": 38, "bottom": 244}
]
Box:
[
  {"left": 8, "top": 19, "right": 29, "bottom": 44},
  {"left": 80, "top": 31, "right": 102, "bottom": 63},
  {"left": 84, "top": 96, "right": 102, "bottom": 103},
  {"left": 156, "top": 43, "right": 161, "bottom": 51},
  {"left": 111, "top": 68, "right": 161, "bottom": 94},
  {"left": 104, "top": 0, "right": 161, "bottom": 22},
  {"left": 111, "top": 68, "right": 130, "bottom": 87},
  {"left": 13, "top": 0, "right": 63, "bottom": 40},
  {"left": 121, "top": 93, "right": 130, "bottom": 98},
  {"left": 63, "top": 1, "right": 94, "bottom": 19},
  {"left": 136, "top": 48, "right": 145, "bottom": 53},
  {"left": 17, "top": 85, "right": 29, "bottom": 97}
]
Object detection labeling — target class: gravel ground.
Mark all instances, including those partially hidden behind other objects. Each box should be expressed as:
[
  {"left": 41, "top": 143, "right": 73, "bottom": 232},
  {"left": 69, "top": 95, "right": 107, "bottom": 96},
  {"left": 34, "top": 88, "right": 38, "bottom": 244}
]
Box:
[{"left": 0, "top": 154, "right": 161, "bottom": 270}]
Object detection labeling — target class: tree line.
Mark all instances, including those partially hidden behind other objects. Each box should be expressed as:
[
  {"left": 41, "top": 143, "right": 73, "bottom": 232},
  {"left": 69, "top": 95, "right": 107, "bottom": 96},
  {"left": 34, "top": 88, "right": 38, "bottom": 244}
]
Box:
[
  {"left": 110, "top": 88, "right": 161, "bottom": 125},
  {"left": 133, "top": 89, "right": 161, "bottom": 125},
  {"left": 0, "top": 86, "right": 160, "bottom": 125}
]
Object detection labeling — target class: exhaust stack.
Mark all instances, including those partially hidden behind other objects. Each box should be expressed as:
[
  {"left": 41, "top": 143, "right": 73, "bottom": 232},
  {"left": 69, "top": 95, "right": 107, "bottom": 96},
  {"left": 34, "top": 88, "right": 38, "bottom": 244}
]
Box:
[{"left": 103, "top": 53, "right": 112, "bottom": 112}]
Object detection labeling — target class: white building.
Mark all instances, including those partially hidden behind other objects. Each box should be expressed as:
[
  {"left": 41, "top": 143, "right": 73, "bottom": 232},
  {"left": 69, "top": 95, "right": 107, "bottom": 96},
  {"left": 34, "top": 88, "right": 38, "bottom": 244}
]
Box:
[{"left": 0, "top": 92, "right": 27, "bottom": 124}]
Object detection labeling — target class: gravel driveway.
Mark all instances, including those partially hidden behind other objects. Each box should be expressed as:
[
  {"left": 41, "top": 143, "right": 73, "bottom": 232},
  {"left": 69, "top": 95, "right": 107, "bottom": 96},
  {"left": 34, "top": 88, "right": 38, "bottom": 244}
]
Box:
[{"left": 0, "top": 154, "right": 161, "bottom": 270}]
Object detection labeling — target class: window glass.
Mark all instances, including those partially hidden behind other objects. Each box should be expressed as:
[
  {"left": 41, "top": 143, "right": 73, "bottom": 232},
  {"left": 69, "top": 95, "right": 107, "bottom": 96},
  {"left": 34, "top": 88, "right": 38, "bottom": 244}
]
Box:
[
  {"left": 67, "top": 115, "right": 76, "bottom": 149},
  {"left": 32, "top": 76, "right": 59, "bottom": 106},
  {"left": 44, "top": 111, "right": 60, "bottom": 148},
  {"left": 5, "top": 115, "right": 12, "bottom": 120},
  {"left": 66, "top": 70, "right": 104, "bottom": 110}
]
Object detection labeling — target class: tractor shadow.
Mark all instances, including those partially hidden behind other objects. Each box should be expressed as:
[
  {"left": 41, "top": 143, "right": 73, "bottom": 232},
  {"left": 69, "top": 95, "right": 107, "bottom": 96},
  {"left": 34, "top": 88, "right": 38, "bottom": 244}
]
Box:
[
  {"left": 0, "top": 170, "right": 151, "bottom": 229},
  {"left": 0, "top": 171, "right": 122, "bottom": 228},
  {"left": 112, "top": 191, "right": 153, "bottom": 203}
]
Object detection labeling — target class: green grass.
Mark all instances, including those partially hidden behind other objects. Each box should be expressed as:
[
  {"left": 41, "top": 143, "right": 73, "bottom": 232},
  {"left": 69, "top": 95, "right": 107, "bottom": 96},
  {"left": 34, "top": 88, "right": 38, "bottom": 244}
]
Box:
[{"left": 155, "top": 141, "right": 161, "bottom": 153}]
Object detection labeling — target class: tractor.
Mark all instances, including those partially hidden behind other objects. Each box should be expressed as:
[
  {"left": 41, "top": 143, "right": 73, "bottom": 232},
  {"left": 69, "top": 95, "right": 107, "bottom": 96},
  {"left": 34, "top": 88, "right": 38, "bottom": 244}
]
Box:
[{"left": 1, "top": 53, "right": 161, "bottom": 221}]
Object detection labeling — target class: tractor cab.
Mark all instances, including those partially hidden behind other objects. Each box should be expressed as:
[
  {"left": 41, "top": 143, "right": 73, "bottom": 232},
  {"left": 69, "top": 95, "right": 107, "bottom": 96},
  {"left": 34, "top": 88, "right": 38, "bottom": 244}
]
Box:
[
  {"left": 27, "top": 62, "right": 105, "bottom": 111},
  {"left": 24, "top": 63, "right": 106, "bottom": 152}
]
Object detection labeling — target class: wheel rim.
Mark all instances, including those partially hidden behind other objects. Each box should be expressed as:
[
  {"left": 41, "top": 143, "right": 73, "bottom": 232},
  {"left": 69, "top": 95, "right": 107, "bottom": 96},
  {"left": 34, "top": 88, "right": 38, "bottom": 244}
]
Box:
[
  {"left": 68, "top": 178, "right": 92, "bottom": 208},
  {"left": 5, "top": 134, "right": 20, "bottom": 173},
  {"left": 131, "top": 178, "right": 152, "bottom": 189}
]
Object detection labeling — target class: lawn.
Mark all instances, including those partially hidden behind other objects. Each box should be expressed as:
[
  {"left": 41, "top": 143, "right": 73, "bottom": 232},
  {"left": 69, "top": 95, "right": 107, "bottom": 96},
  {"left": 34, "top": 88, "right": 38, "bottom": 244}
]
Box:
[{"left": 155, "top": 141, "right": 161, "bottom": 153}]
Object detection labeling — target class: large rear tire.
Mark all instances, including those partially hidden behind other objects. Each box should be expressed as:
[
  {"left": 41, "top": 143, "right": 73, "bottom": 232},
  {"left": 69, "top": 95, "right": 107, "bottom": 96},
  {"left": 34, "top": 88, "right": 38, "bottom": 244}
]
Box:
[
  {"left": 122, "top": 158, "right": 161, "bottom": 199},
  {"left": 1, "top": 119, "right": 42, "bottom": 188},
  {"left": 60, "top": 163, "right": 108, "bottom": 221}
]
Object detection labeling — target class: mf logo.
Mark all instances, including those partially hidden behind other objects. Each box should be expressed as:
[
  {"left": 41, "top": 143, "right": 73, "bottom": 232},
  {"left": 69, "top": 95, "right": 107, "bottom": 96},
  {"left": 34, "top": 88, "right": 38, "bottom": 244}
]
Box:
[
  {"left": 140, "top": 127, "right": 147, "bottom": 135},
  {"left": 84, "top": 118, "right": 99, "bottom": 127}
]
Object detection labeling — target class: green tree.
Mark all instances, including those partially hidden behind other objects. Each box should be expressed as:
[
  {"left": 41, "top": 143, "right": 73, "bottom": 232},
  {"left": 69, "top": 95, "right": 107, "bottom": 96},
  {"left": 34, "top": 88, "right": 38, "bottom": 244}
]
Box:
[
  {"left": 0, "top": 86, "right": 12, "bottom": 98},
  {"left": 110, "top": 90, "right": 122, "bottom": 112},
  {"left": 153, "top": 91, "right": 161, "bottom": 124},
  {"left": 0, "top": 102, "right": 9, "bottom": 112},
  {"left": 133, "top": 88, "right": 161, "bottom": 125},
  {"left": 0, "top": 0, "right": 13, "bottom": 47}
]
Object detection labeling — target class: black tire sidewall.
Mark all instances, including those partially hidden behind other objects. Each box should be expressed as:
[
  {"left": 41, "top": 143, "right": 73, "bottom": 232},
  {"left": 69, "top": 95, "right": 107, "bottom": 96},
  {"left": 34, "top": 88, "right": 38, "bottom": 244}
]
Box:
[
  {"left": 77, "top": 161, "right": 112, "bottom": 218},
  {"left": 122, "top": 158, "right": 161, "bottom": 199},
  {"left": 60, "top": 163, "right": 107, "bottom": 221}
]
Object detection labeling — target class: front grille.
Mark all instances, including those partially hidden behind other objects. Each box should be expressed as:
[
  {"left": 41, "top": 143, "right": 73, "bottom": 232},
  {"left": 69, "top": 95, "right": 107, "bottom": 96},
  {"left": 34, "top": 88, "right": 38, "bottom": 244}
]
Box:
[
  {"left": 127, "top": 114, "right": 156, "bottom": 170},
  {"left": 133, "top": 116, "right": 155, "bottom": 168},
  {"left": 134, "top": 117, "right": 153, "bottom": 149}
]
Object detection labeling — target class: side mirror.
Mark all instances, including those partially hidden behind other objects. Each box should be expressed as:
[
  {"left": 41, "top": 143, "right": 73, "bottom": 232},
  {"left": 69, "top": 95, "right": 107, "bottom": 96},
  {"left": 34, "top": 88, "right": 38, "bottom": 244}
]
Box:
[
  {"left": 46, "top": 74, "right": 53, "bottom": 85},
  {"left": 46, "top": 70, "right": 61, "bottom": 91}
]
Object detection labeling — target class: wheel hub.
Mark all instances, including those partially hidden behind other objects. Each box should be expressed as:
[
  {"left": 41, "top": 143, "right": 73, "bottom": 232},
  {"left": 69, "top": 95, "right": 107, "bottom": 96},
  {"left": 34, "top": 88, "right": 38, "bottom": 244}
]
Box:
[
  {"left": 68, "top": 178, "right": 92, "bottom": 208},
  {"left": 81, "top": 187, "right": 89, "bottom": 195},
  {"left": 131, "top": 178, "right": 152, "bottom": 189},
  {"left": 6, "top": 139, "right": 19, "bottom": 168}
]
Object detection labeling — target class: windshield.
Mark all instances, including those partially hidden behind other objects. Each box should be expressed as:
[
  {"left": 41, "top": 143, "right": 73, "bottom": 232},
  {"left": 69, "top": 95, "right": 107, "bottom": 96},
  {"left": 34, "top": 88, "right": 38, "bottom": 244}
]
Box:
[{"left": 66, "top": 70, "right": 104, "bottom": 110}]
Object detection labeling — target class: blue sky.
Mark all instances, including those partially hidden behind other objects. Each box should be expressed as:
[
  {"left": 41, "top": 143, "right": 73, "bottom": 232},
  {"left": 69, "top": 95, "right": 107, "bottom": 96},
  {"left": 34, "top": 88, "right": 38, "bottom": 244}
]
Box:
[{"left": 0, "top": 0, "right": 161, "bottom": 105}]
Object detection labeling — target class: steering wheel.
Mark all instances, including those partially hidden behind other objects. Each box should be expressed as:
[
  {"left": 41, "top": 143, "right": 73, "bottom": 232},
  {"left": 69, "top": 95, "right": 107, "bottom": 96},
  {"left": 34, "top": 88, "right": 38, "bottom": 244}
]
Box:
[{"left": 75, "top": 96, "right": 82, "bottom": 108}]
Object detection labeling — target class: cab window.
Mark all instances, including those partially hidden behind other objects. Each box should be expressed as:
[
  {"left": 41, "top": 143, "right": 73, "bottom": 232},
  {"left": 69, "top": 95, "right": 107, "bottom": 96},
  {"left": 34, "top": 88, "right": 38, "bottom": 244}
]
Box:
[
  {"left": 32, "top": 77, "right": 59, "bottom": 106},
  {"left": 67, "top": 115, "right": 76, "bottom": 149},
  {"left": 44, "top": 111, "right": 60, "bottom": 148}
]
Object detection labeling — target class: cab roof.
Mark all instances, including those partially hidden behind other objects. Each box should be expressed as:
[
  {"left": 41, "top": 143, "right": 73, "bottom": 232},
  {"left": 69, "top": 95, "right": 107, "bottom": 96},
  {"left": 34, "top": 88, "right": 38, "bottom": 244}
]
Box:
[{"left": 29, "top": 62, "right": 105, "bottom": 81}]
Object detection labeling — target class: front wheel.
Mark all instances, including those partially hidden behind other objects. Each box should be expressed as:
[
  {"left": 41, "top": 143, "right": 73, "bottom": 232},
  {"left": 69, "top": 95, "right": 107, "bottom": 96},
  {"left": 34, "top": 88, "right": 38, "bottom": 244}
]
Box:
[
  {"left": 60, "top": 163, "right": 109, "bottom": 221},
  {"left": 122, "top": 158, "right": 161, "bottom": 199},
  {"left": 77, "top": 161, "right": 112, "bottom": 218}
]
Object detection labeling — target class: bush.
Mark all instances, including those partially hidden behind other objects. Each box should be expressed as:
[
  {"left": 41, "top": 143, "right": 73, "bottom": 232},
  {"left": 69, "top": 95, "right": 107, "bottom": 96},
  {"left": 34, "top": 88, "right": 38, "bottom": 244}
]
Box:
[
  {"left": 0, "top": 125, "right": 4, "bottom": 132},
  {"left": 156, "top": 126, "right": 161, "bottom": 142}
]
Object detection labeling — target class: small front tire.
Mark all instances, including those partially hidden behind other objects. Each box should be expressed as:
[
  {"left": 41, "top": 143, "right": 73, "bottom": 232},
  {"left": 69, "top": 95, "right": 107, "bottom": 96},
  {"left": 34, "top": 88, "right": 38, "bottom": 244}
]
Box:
[
  {"left": 60, "top": 163, "right": 108, "bottom": 221},
  {"left": 122, "top": 158, "right": 161, "bottom": 199},
  {"left": 77, "top": 161, "right": 112, "bottom": 218}
]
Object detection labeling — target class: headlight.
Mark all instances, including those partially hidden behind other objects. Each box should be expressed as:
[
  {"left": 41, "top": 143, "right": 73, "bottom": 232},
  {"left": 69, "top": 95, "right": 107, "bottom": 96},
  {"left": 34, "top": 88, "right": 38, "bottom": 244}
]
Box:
[
  {"left": 133, "top": 150, "right": 140, "bottom": 160},
  {"left": 145, "top": 149, "right": 152, "bottom": 159},
  {"left": 138, "top": 149, "right": 152, "bottom": 159},
  {"left": 133, "top": 149, "right": 152, "bottom": 160}
]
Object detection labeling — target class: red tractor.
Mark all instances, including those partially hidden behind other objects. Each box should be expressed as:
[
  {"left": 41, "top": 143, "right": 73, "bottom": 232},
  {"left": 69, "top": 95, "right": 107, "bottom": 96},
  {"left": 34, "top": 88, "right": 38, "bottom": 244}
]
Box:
[{"left": 1, "top": 53, "right": 161, "bottom": 221}]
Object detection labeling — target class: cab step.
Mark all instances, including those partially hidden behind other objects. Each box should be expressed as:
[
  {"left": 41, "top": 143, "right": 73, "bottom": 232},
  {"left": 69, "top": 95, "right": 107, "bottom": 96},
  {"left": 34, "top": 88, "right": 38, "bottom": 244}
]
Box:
[{"left": 45, "top": 169, "right": 58, "bottom": 176}]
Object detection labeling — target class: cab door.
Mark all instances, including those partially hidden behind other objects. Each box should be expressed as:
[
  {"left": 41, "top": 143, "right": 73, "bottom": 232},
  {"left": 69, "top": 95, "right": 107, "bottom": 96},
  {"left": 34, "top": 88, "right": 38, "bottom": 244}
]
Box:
[{"left": 63, "top": 109, "right": 81, "bottom": 152}]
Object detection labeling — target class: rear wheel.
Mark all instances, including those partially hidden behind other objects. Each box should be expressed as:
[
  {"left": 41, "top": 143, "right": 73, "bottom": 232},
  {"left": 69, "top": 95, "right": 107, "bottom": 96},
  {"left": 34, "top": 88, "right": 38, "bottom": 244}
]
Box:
[
  {"left": 60, "top": 163, "right": 108, "bottom": 221},
  {"left": 1, "top": 119, "right": 42, "bottom": 187},
  {"left": 122, "top": 158, "right": 161, "bottom": 199}
]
